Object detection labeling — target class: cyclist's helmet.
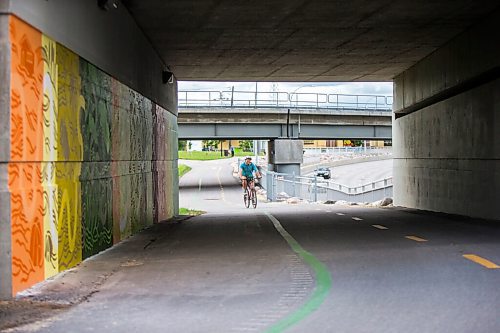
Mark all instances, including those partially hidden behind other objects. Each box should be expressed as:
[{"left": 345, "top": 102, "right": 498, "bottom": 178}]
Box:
[{"left": 245, "top": 156, "right": 252, "bottom": 160}]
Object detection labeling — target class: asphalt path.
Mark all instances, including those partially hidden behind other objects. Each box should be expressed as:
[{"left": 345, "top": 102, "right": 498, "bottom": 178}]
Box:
[
  {"left": 7, "top": 159, "right": 499, "bottom": 333},
  {"left": 179, "top": 157, "right": 273, "bottom": 213}
]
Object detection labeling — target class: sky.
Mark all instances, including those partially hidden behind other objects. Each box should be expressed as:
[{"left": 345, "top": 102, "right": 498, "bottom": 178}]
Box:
[{"left": 178, "top": 81, "right": 393, "bottom": 96}]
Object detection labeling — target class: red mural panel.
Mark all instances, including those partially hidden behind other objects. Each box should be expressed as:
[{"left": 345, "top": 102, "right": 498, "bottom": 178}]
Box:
[{"left": 8, "top": 16, "right": 45, "bottom": 295}]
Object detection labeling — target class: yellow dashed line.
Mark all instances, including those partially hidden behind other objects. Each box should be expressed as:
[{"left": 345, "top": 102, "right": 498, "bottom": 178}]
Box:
[
  {"left": 405, "top": 235, "right": 427, "bottom": 242},
  {"left": 216, "top": 168, "right": 228, "bottom": 203},
  {"left": 372, "top": 224, "right": 388, "bottom": 230},
  {"left": 463, "top": 254, "right": 500, "bottom": 269}
]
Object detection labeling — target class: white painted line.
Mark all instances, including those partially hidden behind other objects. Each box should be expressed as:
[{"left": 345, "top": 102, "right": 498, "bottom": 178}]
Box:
[
  {"left": 352, "top": 217, "right": 363, "bottom": 221},
  {"left": 372, "top": 224, "right": 388, "bottom": 230},
  {"left": 216, "top": 168, "right": 227, "bottom": 202},
  {"left": 336, "top": 213, "right": 345, "bottom": 216}
]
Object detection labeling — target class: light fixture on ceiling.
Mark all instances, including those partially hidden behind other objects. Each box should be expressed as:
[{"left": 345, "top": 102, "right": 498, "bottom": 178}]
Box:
[
  {"left": 98, "top": 0, "right": 118, "bottom": 11},
  {"left": 162, "top": 70, "right": 174, "bottom": 84}
]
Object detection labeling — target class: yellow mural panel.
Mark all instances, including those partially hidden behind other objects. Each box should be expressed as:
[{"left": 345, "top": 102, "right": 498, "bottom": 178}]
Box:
[
  {"left": 42, "top": 35, "right": 59, "bottom": 278},
  {"left": 56, "top": 44, "right": 84, "bottom": 271}
]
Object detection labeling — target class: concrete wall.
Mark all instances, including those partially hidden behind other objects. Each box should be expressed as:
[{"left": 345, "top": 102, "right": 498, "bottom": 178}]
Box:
[
  {"left": 1, "top": 0, "right": 176, "bottom": 113},
  {"left": 393, "top": 10, "right": 500, "bottom": 220},
  {"left": 0, "top": 15, "right": 178, "bottom": 298},
  {"left": 0, "top": 13, "right": 12, "bottom": 298}
]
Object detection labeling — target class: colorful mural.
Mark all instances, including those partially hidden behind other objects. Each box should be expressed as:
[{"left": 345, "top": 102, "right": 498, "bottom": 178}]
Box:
[{"left": 2, "top": 15, "right": 177, "bottom": 296}]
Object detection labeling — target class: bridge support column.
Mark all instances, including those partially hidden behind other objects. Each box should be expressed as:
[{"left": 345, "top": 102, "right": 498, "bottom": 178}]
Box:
[
  {"left": 393, "top": 9, "right": 500, "bottom": 220},
  {"left": 267, "top": 139, "right": 304, "bottom": 201}
]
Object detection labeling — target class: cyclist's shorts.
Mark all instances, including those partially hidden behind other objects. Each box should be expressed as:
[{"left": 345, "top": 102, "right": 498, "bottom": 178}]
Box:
[{"left": 245, "top": 177, "right": 254, "bottom": 181}]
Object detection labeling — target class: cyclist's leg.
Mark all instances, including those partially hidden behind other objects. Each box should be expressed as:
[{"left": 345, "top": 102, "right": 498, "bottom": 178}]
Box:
[
  {"left": 247, "top": 178, "right": 254, "bottom": 194},
  {"left": 241, "top": 177, "right": 247, "bottom": 192}
]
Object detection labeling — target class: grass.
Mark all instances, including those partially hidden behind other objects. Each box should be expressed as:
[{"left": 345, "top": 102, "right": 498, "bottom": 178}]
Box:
[
  {"left": 179, "top": 208, "right": 205, "bottom": 216},
  {"left": 178, "top": 151, "right": 231, "bottom": 160},
  {"left": 178, "top": 150, "right": 262, "bottom": 160},
  {"left": 234, "top": 150, "right": 253, "bottom": 157},
  {"left": 178, "top": 164, "right": 192, "bottom": 178}
]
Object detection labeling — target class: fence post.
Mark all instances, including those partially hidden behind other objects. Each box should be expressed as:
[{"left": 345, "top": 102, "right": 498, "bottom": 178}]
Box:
[
  {"left": 230, "top": 86, "right": 234, "bottom": 107},
  {"left": 313, "top": 176, "right": 318, "bottom": 202},
  {"left": 270, "top": 173, "right": 274, "bottom": 201},
  {"left": 272, "top": 173, "right": 277, "bottom": 202},
  {"left": 292, "top": 172, "right": 296, "bottom": 197}
]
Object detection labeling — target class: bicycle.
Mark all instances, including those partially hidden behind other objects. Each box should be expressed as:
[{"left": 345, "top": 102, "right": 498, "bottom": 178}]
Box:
[{"left": 243, "top": 177, "right": 259, "bottom": 209}]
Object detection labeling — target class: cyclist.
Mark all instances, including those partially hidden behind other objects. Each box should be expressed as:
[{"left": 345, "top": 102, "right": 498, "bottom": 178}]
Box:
[{"left": 239, "top": 156, "right": 261, "bottom": 193}]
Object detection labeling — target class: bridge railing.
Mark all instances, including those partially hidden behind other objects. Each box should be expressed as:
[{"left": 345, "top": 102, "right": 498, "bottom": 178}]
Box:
[
  {"left": 262, "top": 170, "right": 393, "bottom": 203},
  {"left": 178, "top": 90, "right": 393, "bottom": 111},
  {"left": 303, "top": 146, "right": 392, "bottom": 155}
]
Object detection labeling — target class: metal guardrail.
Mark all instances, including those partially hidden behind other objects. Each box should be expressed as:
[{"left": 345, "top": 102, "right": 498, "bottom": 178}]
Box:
[
  {"left": 179, "top": 90, "right": 393, "bottom": 111},
  {"left": 303, "top": 146, "right": 392, "bottom": 155},
  {"left": 262, "top": 171, "right": 392, "bottom": 203}
]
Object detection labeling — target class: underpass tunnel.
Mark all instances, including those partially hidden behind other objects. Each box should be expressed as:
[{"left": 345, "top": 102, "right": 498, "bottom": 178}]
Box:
[{"left": 0, "top": 0, "right": 499, "bottom": 301}]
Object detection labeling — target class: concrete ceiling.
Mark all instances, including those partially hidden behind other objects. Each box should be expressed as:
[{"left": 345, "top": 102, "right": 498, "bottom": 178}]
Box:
[{"left": 122, "top": 0, "right": 500, "bottom": 81}]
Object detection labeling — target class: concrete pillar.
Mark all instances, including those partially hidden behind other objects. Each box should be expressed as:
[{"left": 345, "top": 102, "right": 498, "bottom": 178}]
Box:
[
  {"left": 393, "top": 9, "right": 500, "bottom": 220},
  {"left": 0, "top": 13, "right": 12, "bottom": 299},
  {"left": 267, "top": 139, "right": 304, "bottom": 200}
]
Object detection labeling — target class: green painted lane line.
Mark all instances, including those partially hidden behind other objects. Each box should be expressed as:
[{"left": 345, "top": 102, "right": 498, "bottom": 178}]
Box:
[{"left": 265, "top": 212, "right": 332, "bottom": 333}]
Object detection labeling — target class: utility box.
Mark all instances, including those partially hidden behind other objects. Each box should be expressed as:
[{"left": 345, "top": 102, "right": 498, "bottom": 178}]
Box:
[{"left": 268, "top": 139, "right": 304, "bottom": 164}]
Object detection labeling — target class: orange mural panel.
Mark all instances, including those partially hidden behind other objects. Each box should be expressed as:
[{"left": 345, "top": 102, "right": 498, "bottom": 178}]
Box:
[{"left": 8, "top": 16, "right": 45, "bottom": 295}]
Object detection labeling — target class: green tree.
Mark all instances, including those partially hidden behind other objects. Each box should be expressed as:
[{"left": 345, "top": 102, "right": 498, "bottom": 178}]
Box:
[
  {"left": 239, "top": 140, "right": 253, "bottom": 152},
  {"left": 178, "top": 140, "right": 187, "bottom": 151},
  {"left": 352, "top": 140, "right": 363, "bottom": 147},
  {"left": 202, "top": 140, "right": 220, "bottom": 150}
]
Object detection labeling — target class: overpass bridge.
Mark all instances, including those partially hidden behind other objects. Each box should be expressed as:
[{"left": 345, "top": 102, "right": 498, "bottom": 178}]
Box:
[{"left": 178, "top": 90, "right": 393, "bottom": 139}]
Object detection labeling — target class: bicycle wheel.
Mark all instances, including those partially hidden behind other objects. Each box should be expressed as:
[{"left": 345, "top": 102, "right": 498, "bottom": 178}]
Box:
[
  {"left": 251, "top": 189, "right": 257, "bottom": 208},
  {"left": 244, "top": 188, "right": 251, "bottom": 208}
]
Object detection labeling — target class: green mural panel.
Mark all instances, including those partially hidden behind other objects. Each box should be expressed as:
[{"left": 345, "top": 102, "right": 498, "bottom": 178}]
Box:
[
  {"left": 79, "top": 59, "right": 113, "bottom": 258},
  {"left": 81, "top": 177, "right": 113, "bottom": 259},
  {"left": 80, "top": 60, "right": 112, "bottom": 162}
]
